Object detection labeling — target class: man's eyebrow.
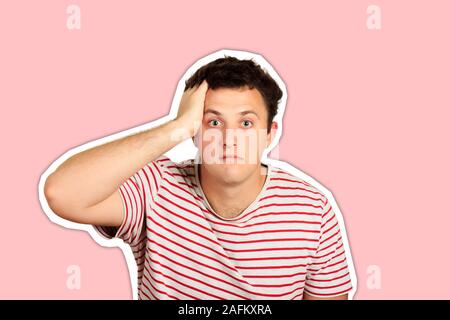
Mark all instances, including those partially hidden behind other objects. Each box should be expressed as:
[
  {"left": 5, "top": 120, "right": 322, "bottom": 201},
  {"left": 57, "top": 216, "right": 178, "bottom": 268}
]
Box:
[
  {"left": 239, "top": 110, "right": 260, "bottom": 119},
  {"left": 204, "top": 109, "right": 260, "bottom": 119}
]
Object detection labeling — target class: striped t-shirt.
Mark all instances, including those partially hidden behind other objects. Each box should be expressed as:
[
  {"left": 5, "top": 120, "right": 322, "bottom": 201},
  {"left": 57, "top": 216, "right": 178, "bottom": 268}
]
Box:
[{"left": 93, "top": 155, "right": 354, "bottom": 300}]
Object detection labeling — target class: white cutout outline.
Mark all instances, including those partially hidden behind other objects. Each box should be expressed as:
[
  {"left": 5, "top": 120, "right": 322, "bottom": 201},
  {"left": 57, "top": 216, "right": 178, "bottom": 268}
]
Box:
[{"left": 38, "top": 48, "right": 358, "bottom": 300}]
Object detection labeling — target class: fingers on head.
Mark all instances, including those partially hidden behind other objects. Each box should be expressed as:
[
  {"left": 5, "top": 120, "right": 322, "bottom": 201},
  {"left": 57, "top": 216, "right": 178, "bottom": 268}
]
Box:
[{"left": 186, "top": 80, "right": 208, "bottom": 94}]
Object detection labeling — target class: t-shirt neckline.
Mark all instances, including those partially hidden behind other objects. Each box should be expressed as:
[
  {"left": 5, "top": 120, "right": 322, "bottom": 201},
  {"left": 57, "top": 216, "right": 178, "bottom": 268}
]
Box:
[{"left": 193, "top": 159, "right": 272, "bottom": 222}]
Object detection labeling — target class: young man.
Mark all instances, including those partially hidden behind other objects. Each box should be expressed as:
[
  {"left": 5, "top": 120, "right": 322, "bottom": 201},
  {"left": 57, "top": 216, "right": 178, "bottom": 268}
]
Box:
[{"left": 44, "top": 56, "right": 354, "bottom": 300}]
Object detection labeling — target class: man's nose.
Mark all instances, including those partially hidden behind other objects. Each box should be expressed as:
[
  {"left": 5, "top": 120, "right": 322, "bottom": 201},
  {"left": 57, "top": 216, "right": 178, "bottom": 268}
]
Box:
[{"left": 223, "top": 128, "right": 239, "bottom": 147}]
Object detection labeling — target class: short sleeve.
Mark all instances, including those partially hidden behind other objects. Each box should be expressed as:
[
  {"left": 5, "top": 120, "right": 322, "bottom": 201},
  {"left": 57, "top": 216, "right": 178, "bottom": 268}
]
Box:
[
  {"left": 92, "top": 155, "right": 169, "bottom": 246},
  {"left": 304, "top": 194, "right": 354, "bottom": 298}
]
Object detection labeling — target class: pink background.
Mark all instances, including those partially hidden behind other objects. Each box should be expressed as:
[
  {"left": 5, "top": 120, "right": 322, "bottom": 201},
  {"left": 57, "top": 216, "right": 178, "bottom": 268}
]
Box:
[{"left": 1, "top": 1, "right": 449, "bottom": 299}]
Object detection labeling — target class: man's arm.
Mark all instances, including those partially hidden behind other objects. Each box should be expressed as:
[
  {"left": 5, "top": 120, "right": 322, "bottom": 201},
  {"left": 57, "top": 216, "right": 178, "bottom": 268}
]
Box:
[
  {"left": 303, "top": 293, "right": 349, "bottom": 300},
  {"left": 44, "top": 80, "right": 208, "bottom": 227}
]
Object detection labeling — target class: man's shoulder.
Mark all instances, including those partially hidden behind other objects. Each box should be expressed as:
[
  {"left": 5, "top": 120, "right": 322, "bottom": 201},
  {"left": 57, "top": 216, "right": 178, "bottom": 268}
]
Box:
[
  {"left": 152, "top": 154, "right": 173, "bottom": 167},
  {"left": 268, "top": 161, "right": 326, "bottom": 200},
  {"left": 152, "top": 155, "right": 195, "bottom": 175}
]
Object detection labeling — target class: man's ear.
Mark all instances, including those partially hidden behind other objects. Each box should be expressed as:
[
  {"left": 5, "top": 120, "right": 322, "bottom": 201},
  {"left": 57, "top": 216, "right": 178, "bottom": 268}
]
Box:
[
  {"left": 192, "top": 130, "right": 201, "bottom": 148},
  {"left": 267, "top": 121, "right": 278, "bottom": 147}
]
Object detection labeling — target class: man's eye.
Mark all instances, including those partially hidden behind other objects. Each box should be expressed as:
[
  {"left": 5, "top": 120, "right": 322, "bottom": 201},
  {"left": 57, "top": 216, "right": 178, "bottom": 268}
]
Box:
[
  {"left": 242, "top": 120, "right": 253, "bottom": 128},
  {"left": 208, "top": 119, "right": 221, "bottom": 127}
]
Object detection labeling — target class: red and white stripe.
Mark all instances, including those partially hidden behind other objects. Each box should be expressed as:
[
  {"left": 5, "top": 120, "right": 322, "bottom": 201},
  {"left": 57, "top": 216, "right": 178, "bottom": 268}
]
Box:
[{"left": 94, "top": 155, "right": 353, "bottom": 300}]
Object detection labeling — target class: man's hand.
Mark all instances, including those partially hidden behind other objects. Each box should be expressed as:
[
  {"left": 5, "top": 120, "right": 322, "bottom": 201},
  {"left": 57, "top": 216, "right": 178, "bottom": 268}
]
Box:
[{"left": 176, "top": 80, "right": 209, "bottom": 137}]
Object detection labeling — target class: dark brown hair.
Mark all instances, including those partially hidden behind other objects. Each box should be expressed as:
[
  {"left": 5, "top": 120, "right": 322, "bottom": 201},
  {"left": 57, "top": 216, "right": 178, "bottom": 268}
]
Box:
[{"left": 184, "top": 56, "right": 283, "bottom": 132}]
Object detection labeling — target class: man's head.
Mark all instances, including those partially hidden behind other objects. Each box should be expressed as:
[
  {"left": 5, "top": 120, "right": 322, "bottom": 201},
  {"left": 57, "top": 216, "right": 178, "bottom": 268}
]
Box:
[
  {"left": 184, "top": 56, "right": 283, "bottom": 185},
  {"left": 184, "top": 56, "right": 282, "bottom": 132}
]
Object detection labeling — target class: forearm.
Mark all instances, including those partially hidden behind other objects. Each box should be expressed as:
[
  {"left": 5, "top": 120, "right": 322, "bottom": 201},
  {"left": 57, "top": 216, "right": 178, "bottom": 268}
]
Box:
[{"left": 46, "top": 119, "right": 186, "bottom": 210}]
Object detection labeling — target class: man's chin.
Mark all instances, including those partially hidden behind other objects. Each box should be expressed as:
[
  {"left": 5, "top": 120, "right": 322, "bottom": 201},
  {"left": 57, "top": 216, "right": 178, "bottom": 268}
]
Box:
[{"left": 205, "top": 163, "right": 245, "bottom": 182}]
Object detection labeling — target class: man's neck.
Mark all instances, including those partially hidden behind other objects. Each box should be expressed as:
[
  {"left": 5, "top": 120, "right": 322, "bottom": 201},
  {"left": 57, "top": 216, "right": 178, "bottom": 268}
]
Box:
[{"left": 199, "top": 164, "right": 268, "bottom": 219}]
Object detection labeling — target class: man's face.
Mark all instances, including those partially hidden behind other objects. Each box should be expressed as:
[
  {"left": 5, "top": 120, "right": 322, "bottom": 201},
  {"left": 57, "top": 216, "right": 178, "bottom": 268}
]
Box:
[{"left": 193, "top": 86, "right": 277, "bottom": 184}]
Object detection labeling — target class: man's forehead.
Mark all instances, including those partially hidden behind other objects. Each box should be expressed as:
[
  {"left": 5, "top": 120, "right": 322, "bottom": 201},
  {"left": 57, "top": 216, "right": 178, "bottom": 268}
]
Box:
[
  {"left": 204, "top": 108, "right": 261, "bottom": 119},
  {"left": 204, "top": 87, "right": 266, "bottom": 115}
]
